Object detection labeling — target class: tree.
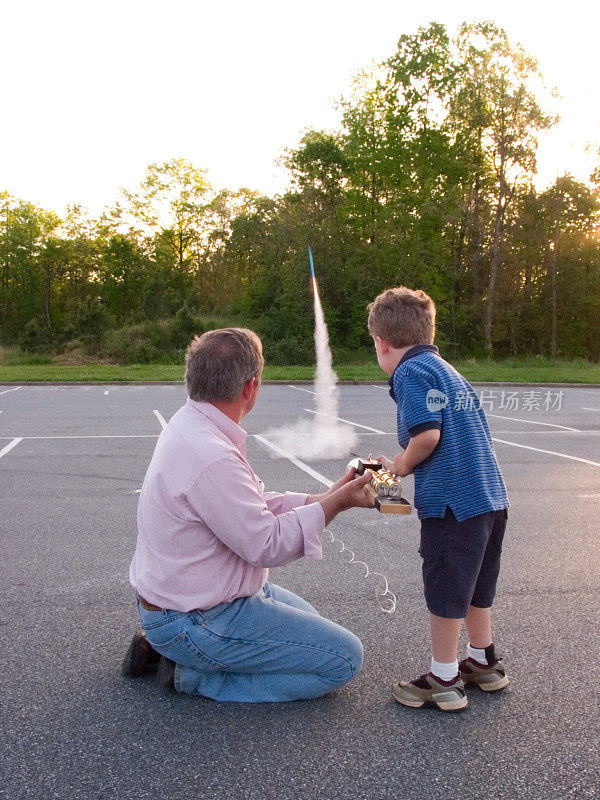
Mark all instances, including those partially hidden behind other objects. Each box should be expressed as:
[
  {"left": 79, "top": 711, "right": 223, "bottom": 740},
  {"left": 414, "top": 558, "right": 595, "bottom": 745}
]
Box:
[
  {"left": 97, "top": 234, "right": 152, "bottom": 323},
  {"left": 0, "top": 194, "right": 60, "bottom": 340},
  {"left": 284, "top": 130, "right": 349, "bottom": 196},
  {"left": 538, "top": 176, "right": 600, "bottom": 356},
  {"left": 341, "top": 67, "right": 405, "bottom": 251},
  {"left": 122, "top": 158, "right": 211, "bottom": 280},
  {"left": 453, "top": 22, "right": 556, "bottom": 355},
  {"left": 54, "top": 205, "right": 106, "bottom": 321},
  {"left": 193, "top": 188, "right": 266, "bottom": 307},
  {"left": 339, "top": 24, "right": 465, "bottom": 345}
]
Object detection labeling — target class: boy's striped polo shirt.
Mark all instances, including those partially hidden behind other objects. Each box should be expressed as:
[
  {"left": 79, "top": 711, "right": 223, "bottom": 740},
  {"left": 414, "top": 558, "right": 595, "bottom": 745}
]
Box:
[{"left": 389, "top": 345, "right": 509, "bottom": 521}]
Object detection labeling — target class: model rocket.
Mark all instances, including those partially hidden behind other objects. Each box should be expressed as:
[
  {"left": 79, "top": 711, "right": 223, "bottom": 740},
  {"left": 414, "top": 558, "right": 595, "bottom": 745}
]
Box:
[{"left": 308, "top": 245, "right": 316, "bottom": 280}]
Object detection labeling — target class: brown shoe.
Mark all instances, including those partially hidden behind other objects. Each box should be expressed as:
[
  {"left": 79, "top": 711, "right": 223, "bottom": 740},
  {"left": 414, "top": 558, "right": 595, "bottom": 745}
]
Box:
[
  {"left": 459, "top": 657, "right": 510, "bottom": 691},
  {"left": 121, "top": 630, "right": 161, "bottom": 678},
  {"left": 392, "top": 672, "right": 468, "bottom": 711},
  {"left": 156, "top": 656, "right": 177, "bottom": 692}
]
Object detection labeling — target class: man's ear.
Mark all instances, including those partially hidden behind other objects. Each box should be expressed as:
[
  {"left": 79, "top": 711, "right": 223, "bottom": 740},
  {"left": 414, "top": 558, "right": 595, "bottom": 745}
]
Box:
[{"left": 241, "top": 377, "right": 256, "bottom": 400}]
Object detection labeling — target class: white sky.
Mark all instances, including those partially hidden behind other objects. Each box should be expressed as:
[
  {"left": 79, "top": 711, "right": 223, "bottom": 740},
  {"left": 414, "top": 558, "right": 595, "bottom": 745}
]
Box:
[{"left": 1, "top": 0, "right": 599, "bottom": 216}]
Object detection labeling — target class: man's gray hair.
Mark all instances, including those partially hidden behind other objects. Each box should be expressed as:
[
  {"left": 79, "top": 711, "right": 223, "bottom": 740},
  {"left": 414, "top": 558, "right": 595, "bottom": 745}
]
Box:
[{"left": 185, "top": 328, "right": 265, "bottom": 402}]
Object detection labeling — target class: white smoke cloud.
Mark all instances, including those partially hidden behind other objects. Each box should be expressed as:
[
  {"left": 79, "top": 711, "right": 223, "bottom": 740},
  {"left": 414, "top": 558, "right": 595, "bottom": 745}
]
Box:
[{"left": 265, "top": 278, "right": 357, "bottom": 461}]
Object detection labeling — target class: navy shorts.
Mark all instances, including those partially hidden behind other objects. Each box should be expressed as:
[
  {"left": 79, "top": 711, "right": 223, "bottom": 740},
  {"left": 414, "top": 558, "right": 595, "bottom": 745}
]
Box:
[{"left": 419, "top": 507, "right": 508, "bottom": 619}]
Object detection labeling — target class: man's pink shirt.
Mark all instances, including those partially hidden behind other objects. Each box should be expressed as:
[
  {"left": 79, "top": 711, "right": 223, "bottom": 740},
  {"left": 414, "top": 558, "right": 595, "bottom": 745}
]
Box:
[{"left": 129, "top": 398, "right": 325, "bottom": 611}]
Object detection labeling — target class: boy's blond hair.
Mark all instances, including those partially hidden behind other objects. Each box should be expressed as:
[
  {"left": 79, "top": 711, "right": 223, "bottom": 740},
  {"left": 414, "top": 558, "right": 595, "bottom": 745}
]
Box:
[{"left": 367, "top": 287, "right": 436, "bottom": 348}]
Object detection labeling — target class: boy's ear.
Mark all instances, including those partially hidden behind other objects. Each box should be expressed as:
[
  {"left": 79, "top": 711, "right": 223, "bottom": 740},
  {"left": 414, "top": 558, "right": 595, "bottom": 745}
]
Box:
[{"left": 377, "top": 336, "right": 391, "bottom": 354}]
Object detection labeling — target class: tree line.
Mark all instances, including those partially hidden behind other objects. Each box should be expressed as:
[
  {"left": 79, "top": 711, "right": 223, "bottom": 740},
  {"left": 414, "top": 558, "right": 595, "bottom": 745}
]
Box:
[{"left": 2, "top": 21, "right": 599, "bottom": 364}]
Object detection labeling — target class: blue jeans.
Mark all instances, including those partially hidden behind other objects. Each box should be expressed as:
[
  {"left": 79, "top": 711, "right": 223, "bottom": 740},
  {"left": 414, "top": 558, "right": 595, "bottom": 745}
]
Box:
[{"left": 138, "top": 582, "right": 363, "bottom": 703}]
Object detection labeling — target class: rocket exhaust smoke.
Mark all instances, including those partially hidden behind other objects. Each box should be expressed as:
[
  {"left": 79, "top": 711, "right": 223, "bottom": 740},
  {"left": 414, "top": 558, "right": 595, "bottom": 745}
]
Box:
[{"left": 265, "top": 251, "right": 357, "bottom": 460}]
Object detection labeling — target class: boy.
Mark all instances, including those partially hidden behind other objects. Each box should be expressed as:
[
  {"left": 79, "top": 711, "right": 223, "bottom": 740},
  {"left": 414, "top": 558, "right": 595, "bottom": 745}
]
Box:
[{"left": 368, "top": 287, "right": 509, "bottom": 712}]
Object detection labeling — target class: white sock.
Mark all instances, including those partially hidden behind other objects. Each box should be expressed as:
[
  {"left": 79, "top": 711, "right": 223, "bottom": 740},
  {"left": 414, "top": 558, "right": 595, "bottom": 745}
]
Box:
[
  {"left": 467, "top": 643, "right": 489, "bottom": 665},
  {"left": 431, "top": 657, "right": 459, "bottom": 682}
]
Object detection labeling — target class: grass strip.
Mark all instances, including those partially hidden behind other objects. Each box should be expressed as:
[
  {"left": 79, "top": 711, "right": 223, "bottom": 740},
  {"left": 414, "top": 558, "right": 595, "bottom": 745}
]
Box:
[{"left": 1, "top": 358, "right": 600, "bottom": 383}]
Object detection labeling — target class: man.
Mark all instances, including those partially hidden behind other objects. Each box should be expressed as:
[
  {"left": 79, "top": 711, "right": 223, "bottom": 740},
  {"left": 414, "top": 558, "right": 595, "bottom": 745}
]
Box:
[{"left": 122, "top": 327, "right": 373, "bottom": 702}]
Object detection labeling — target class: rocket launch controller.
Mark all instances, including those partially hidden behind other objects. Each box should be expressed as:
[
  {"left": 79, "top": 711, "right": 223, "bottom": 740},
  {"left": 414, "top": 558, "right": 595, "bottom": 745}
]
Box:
[{"left": 347, "top": 457, "right": 412, "bottom": 515}]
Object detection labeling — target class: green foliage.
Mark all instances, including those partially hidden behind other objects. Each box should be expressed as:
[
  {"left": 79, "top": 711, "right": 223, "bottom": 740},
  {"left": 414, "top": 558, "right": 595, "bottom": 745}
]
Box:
[
  {"left": 142, "top": 274, "right": 177, "bottom": 320},
  {"left": 19, "top": 318, "right": 55, "bottom": 353},
  {"left": 103, "top": 311, "right": 229, "bottom": 364},
  {"left": 263, "top": 336, "right": 315, "bottom": 367},
  {"left": 74, "top": 299, "right": 108, "bottom": 353},
  {"left": 98, "top": 234, "right": 152, "bottom": 322},
  {"left": 105, "top": 320, "right": 172, "bottom": 363},
  {"left": 171, "top": 304, "right": 197, "bottom": 348}
]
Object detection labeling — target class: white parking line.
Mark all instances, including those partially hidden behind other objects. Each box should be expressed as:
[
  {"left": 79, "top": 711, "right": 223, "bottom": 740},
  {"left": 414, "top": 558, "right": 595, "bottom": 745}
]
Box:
[
  {"left": 303, "top": 408, "right": 386, "bottom": 434},
  {"left": 0, "top": 437, "right": 23, "bottom": 460},
  {"left": 266, "top": 431, "right": 389, "bottom": 437},
  {"left": 369, "top": 384, "right": 389, "bottom": 390},
  {"left": 254, "top": 434, "right": 332, "bottom": 487},
  {"left": 104, "top": 390, "right": 109, "bottom": 395},
  {"left": 153, "top": 410, "right": 167, "bottom": 429},
  {"left": 288, "top": 385, "right": 315, "bottom": 395},
  {"left": 0, "top": 434, "right": 158, "bottom": 440},
  {"left": 492, "top": 438, "right": 600, "bottom": 468},
  {"left": 582, "top": 407, "right": 600, "bottom": 412},
  {"left": 0, "top": 386, "right": 22, "bottom": 396},
  {"left": 487, "top": 413, "right": 579, "bottom": 432}
]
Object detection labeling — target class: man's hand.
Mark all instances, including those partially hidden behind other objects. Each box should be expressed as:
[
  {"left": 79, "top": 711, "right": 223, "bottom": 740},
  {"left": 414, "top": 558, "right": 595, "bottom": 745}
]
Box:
[
  {"left": 306, "top": 466, "right": 360, "bottom": 506},
  {"left": 334, "top": 470, "right": 375, "bottom": 510},
  {"left": 319, "top": 471, "right": 375, "bottom": 525},
  {"left": 328, "top": 467, "right": 359, "bottom": 493}
]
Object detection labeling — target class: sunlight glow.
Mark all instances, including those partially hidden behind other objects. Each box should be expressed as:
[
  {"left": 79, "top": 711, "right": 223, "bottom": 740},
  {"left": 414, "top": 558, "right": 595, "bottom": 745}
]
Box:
[{"left": 0, "top": 0, "right": 598, "bottom": 214}]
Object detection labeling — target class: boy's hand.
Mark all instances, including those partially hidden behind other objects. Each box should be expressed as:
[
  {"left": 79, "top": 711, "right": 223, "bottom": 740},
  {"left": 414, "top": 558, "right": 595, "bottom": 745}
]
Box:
[
  {"left": 378, "top": 430, "right": 440, "bottom": 479},
  {"left": 376, "top": 453, "right": 411, "bottom": 478},
  {"left": 391, "top": 454, "right": 412, "bottom": 478},
  {"left": 376, "top": 455, "right": 395, "bottom": 474}
]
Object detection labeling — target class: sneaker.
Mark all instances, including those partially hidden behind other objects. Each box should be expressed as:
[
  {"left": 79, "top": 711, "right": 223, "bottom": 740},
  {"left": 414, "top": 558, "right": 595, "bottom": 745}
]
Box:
[
  {"left": 121, "top": 630, "right": 161, "bottom": 678},
  {"left": 459, "top": 656, "right": 510, "bottom": 691},
  {"left": 392, "top": 672, "right": 468, "bottom": 711}
]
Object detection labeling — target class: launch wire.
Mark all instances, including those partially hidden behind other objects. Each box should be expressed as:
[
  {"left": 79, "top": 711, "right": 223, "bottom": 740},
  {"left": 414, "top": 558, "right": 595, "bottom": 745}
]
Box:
[{"left": 322, "top": 528, "right": 397, "bottom": 615}]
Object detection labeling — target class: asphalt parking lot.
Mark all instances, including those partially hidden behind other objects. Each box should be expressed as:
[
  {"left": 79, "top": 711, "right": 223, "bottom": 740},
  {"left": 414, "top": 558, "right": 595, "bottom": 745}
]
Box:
[{"left": 1, "top": 382, "right": 599, "bottom": 800}]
